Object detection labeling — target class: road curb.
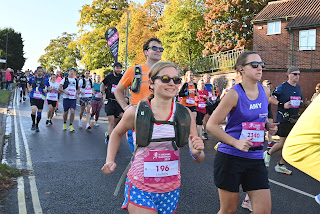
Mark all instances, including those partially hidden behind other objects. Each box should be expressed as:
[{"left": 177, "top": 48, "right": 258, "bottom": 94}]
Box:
[{"left": 0, "top": 89, "right": 14, "bottom": 161}]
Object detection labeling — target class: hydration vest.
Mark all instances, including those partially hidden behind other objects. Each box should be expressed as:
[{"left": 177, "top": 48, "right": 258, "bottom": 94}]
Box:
[
  {"left": 134, "top": 100, "right": 191, "bottom": 150},
  {"left": 63, "top": 77, "right": 78, "bottom": 90},
  {"left": 32, "top": 77, "right": 45, "bottom": 89},
  {"left": 81, "top": 78, "right": 93, "bottom": 88}
]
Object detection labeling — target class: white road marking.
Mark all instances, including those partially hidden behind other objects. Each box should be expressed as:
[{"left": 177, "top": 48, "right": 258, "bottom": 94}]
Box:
[
  {"left": 14, "top": 90, "right": 27, "bottom": 214},
  {"left": 14, "top": 89, "right": 43, "bottom": 213},
  {"left": 269, "top": 179, "right": 316, "bottom": 198}
]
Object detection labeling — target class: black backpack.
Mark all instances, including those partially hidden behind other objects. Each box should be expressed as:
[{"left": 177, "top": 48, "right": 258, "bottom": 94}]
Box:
[
  {"left": 63, "top": 78, "right": 78, "bottom": 90},
  {"left": 81, "top": 78, "right": 93, "bottom": 89}
]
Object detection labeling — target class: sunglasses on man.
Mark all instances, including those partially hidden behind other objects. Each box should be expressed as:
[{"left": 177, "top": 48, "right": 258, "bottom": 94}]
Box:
[
  {"left": 243, "top": 61, "right": 266, "bottom": 68},
  {"left": 151, "top": 75, "right": 182, "bottom": 84},
  {"left": 148, "top": 46, "right": 164, "bottom": 52},
  {"left": 291, "top": 73, "right": 300, "bottom": 76}
]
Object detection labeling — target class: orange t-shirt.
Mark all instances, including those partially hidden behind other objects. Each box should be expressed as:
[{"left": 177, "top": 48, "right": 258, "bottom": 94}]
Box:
[
  {"left": 120, "top": 64, "right": 151, "bottom": 105},
  {"left": 180, "top": 83, "right": 196, "bottom": 107}
]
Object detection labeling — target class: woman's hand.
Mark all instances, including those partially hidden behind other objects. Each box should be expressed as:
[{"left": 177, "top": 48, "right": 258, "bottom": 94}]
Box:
[
  {"left": 189, "top": 134, "right": 204, "bottom": 155},
  {"left": 234, "top": 138, "right": 253, "bottom": 152},
  {"left": 101, "top": 161, "right": 117, "bottom": 175}
]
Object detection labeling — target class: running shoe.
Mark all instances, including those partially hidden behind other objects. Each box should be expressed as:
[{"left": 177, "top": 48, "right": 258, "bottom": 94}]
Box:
[
  {"left": 263, "top": 150, "right": 271, "bottom": 167},
  {"left": 69, "top": 125, "right": 75, "bottom": 132},
  {"left": 35, "top": 126, "right": 40, "bottom": 132},
  {"left": 201, "top": 136, "right": 205, "bottom": 141},
  {"left": 46, "top": 120, "right": 50, "bottom": 126},
  {"left": 105, "top": 132, "right": 108, "bottom": 138},
  {"left": 86, "top": 123, "right": 91, "bottom": 130},
  {"left": 63, "top": 123, "right": 67, "bottom": 131},
  {"left": 54, "top": 111, "right": 57, "bottom": 116},
  {"left": 31, "top": 124, "right": 36, "bottom": 131},
  {"left": 19, "top": 99, "right": 22, "bottom": 102},
  {"left": 275, "top": 163, "right": 292, "bottom": 175},
  {"left": 202, "top": 132, "right": 208, "bottom": 140},
  {"left": 78, "top": 120, "right": 82, "bottom": 128},
  {"left": 94, "top": 121, "right": 99, "bottom": 127},
  {"left": 23, "top": 97, "right": 26, "bottom": 101},
  {"left": 315, "top": 193, "right": 320, "bottom": 205},
  {"left": 49, "top": 120, "right": 53, "bottom": 125},
  {"left": 105, "top": 138, "right": 109, "bottom": 144},
  {"left": 267, "top": 141, "right": 276, "bottom": 149},
  {"left": 241, "top": 199, "right": 253, "bottom": 212}
]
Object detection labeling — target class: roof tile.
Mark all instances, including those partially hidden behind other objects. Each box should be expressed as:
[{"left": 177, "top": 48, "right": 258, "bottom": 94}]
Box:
[{"left": 253, "top": 0, "right": 320, "bottom": 28}]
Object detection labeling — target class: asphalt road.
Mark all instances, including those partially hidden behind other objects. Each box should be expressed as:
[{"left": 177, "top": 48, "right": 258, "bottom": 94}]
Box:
[{"left": 3, "top": 89, "right": 320, "bottom": 214}]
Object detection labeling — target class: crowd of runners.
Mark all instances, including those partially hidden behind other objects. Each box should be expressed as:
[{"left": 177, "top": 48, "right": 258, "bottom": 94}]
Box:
[{"left": 13, "top": 37, "right": 320, "bottom": 213}]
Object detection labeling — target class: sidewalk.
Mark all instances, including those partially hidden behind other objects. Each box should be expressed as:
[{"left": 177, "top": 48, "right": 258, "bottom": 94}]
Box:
[
  {"left": 0, "top": 103, "right": 8, "bottom": 161},
  {"left": 0, "top": 89, "right": 13, "bottom": 161}
]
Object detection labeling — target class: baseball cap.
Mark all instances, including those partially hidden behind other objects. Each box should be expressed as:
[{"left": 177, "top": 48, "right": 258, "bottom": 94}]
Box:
[
  {"left": 68, "top": 68, "right": 74, "bottom": 72},
  {"left": 113, "top": 62, "right": 122, "bottom": 68},
  {"left": 287, "top": 66, "right": 300, "bottom": 74}
]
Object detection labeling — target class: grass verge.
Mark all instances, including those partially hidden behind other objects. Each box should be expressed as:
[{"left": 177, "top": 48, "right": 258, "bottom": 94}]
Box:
[
  {"left": 0, "top": 90, "right": 11, "bottom": 104},
  {"left": 0, "top": 164, "right": 25, "bottom": 204}
]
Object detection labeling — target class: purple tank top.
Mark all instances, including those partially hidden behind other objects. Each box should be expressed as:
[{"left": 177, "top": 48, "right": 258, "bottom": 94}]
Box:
[{"left": 218, "top": 83, "right": 268, "bottom": 159}]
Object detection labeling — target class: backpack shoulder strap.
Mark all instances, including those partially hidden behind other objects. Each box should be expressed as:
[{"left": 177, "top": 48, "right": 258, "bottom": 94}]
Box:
[
  {"left": 174, "top": 102, "right": 191, "bottom": 148},
  {"left": 134, "top": 100, "right": 154, "bottom": 147}
]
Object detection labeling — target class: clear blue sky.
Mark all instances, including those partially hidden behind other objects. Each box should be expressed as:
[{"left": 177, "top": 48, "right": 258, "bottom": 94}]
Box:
[{"left": 0, "top": 0, "right": 145, "bottom": 71}]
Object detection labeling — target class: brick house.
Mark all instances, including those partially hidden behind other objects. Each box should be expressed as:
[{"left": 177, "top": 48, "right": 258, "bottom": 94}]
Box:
[{"left": 252, "top": 0, "right": 320, "bottom": 101}]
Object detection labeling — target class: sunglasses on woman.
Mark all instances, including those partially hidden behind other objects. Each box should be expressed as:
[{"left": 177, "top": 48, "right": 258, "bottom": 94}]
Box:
[
  {"left": 243, "top": 61, "right": 265, "bottom": 68},
  {"left": 151, "top": 75, "right": 182, "bottom": 84}
]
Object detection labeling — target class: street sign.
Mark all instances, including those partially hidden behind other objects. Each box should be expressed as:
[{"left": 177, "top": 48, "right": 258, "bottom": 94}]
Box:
[{"left": 0, "top": 59, "right": 6, "bottom": 63}]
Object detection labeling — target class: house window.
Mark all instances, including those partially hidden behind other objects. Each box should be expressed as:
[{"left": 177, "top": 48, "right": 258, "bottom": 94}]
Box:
[
  {"left": 299, "top": 29, "right": 316, "bottom": 50},
  {"left": 267, "top": 21, "right": 281, "bottom": 35}
]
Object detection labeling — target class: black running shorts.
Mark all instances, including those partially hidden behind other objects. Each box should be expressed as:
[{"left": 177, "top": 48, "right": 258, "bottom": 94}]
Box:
[
  {"left": 30, "top": 98, "right": 45, "bottom": 110},
  {"left": 105, "top": 100, "right": 124, "bottom": 117},
  {"left": 47, "top": 100, "right": 57, "bottom": 108},
  {"left": 186, "top": 106, "right": 197, "bottom": 112},
  {"left": 276, "top": 122, "right": 295, "bottom": 137},
  {"left": 196, "top": 111, "right": 205, "bottom": 125},
  {"left": 214, "top": 151, "right": 270, "bottom": 192}
]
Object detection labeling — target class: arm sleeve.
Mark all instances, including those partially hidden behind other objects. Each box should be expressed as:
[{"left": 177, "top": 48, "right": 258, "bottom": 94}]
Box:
[
  {"left": 283, "top": 96, "right": 320, "bottom": 182},
  {"left": 119, "top": 67, "right": 134, "bottom": 88}
]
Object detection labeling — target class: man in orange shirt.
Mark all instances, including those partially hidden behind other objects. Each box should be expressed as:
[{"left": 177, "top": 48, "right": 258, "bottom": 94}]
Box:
[
  {"left": 115, "top": 38, "right": 163, "bottom": 110},
  {"left": 115, "top": 38, "right": 163, "bottom": 152}
]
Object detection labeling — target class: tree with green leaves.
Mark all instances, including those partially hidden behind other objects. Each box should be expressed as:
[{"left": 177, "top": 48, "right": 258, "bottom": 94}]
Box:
[
  {"left": 197, "top": 0, "right": 269, "bottom": 56},
  {"left": 157, "top": 0, "right": 205, "bottom": 70},
  {"left": 0, "top": 28, "right": 25, "bottom": 71},
  {"left": 77, "top": 0, "right": 128, "bottom": 69},
  {"left": 38, "top": 32, "right": 80, "bottom": 71}
]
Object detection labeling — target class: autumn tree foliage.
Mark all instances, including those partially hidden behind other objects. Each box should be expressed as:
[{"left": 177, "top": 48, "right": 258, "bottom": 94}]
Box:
[
  {"left": 116, "top": 0, "right": 167, "bottom": 66},
  {"left": 77, "top": 0, "right": 129, "bottom": 70},
  {"left": 197, "top": 0, "right": 269, "bottom": 56}
]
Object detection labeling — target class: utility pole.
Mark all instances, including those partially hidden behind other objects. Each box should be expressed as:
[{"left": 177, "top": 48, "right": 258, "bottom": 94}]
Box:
[{"left": 5, "top": 32, "right": 8, "bottom": 68}]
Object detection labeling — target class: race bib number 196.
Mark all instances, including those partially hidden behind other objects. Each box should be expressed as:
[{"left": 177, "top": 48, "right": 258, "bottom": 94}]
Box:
[{"left": 144, "top": 150, "right": 179, "bottom": 184}]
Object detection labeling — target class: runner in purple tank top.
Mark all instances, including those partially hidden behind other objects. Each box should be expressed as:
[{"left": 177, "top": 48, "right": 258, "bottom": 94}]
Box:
[{"left": 207, "top": 51, "right": 279, "bottom": 214}]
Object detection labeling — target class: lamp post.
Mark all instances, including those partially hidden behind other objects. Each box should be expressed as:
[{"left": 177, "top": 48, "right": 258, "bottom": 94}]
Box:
[{"left": 111, "top": 7, "right": 129, "bottom": 71}]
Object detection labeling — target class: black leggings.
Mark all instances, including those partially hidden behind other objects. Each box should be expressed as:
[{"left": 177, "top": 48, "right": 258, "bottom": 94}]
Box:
[{"left": 19, "top": 85, "right": 27, "bottom": 97}]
